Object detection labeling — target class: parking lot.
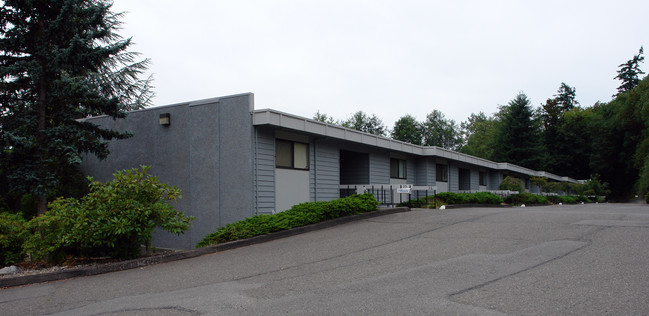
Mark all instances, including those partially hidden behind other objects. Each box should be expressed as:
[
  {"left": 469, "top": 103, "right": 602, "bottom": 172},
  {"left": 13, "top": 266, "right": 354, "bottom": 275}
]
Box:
[{"left": 2, "top": 203, "right": 648, "bottom": 315}]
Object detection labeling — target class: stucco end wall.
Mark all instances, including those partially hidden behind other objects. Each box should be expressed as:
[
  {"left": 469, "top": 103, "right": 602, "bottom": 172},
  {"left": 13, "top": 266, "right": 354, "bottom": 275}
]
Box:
[{"left": 81, "top": 93, "right": 255, "bottom": 249}]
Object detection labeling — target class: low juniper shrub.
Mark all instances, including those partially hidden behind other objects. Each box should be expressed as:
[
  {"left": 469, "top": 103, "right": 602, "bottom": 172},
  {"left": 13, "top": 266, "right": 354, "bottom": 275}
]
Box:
[{"left": 197, "top": 193, "right": 379, "bottom": 247}]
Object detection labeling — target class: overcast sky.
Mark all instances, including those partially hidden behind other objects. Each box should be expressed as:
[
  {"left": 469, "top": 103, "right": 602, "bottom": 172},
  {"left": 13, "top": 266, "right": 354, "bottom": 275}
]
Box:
[{"left": 111, "top": 0, "right": 648, "bottom": 128}]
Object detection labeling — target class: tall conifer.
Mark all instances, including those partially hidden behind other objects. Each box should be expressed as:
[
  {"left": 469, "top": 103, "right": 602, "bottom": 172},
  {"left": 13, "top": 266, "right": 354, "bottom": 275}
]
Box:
[{"left": 0, "top": 0, "right": 153, "bottom": 214}]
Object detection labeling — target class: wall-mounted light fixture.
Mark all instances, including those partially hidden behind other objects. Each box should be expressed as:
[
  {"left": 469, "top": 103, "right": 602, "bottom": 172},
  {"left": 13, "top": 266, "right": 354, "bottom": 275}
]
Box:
[{"left": 159, "top": 113, "right": 171, "bottom": 126}]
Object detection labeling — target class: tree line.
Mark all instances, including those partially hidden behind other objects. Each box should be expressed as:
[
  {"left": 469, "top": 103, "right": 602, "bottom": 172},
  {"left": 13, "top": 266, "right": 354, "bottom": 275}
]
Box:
[{"left": 315, "top": 47, "right": 648, "bottom": 200}]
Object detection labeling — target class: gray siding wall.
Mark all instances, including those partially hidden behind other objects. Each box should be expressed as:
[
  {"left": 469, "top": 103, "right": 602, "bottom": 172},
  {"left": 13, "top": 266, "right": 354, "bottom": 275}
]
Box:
[
  {"left": 369, "top": 151, "right": 390, "bottom": 184},
  {"left": 254, "top": 127, "right": 275, "bottom": 214},
  {"left": 313, "top": 139, "right": 340, "bottom": 201},
  {"left": 414, "top": 158, "right": 429, "bottom": 186},
  {"left": 470, "top": 169, "right": 480, "bottom": 191},
  {"left": 449, "top": 164, "right": 459, "bottom": 192},
  {"left": 406, "top": 156, "right": 416, "bottom": 184},
  {"left": 81, "top": 94, "right": 255, "bottom": 249},
  {"left": 488, "top": 171, "right": 501, "bottom": 190}
]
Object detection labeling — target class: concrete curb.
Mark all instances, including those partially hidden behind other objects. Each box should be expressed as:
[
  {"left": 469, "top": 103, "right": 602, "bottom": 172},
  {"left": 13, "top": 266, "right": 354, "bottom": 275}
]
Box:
[{"left": 0, "top": 207, "right": 409, "bottom": 288}]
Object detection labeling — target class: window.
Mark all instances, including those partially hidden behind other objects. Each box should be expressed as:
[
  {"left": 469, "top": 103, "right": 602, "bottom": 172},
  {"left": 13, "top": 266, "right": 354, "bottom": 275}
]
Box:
[
  {"left": 479, "top": 172, "right": 487, "bottom": 186},
  {"left": 436, "top": 164, "right": 448, "bottom": 182},
  {"left": 390, "top": 158, "right": 407, "bottom": 179},
  {"left": 276, "top": 139, "right": 309, "bottom": 170}
]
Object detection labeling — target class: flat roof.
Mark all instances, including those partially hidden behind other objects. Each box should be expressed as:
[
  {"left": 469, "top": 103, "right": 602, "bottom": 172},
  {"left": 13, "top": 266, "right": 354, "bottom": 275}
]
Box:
[{"left": 253, "top": 108, "right": 576, "bottom": 183}]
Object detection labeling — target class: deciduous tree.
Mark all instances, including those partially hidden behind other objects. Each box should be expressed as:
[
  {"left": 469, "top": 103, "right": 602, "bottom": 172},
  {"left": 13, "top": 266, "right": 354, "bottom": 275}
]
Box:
[
  {"left": 391, "top": 115, "right": 423, "bottom": 145},
  {"left": 341, "top": 111, "right": 387, "bottom": 136},
  {"left": 421, "top": 110, "right": 462, "bottom": 149}
]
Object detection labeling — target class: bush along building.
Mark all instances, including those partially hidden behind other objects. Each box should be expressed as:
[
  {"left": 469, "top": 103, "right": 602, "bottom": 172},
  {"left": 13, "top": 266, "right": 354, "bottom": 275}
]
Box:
[{"left": 82, "top": 93, "right": 577, "bottom": 249}]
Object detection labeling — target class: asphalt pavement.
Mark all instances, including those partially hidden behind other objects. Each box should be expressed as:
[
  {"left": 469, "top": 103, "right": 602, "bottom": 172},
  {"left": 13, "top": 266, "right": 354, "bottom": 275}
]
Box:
[{"left": 1, "top": 203, "right": 648, "bottom": 315}]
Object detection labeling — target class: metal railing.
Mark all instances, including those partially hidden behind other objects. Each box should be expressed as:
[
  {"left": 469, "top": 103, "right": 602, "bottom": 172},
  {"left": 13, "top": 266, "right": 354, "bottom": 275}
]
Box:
[{"left": 339, "top": 184, "right": 438, "bottom": 208}]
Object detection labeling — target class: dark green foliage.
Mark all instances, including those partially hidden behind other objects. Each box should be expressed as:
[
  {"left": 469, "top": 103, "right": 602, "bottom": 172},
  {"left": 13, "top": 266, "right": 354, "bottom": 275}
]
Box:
[
  {"left": 539, "top": 83, "right": 581, "bottom": 177},
  {"left": 498, "top": 176, "right": 524, "bottom": 192},
  {"left": 402, "top": 192, "right": 503, "bottom": 207},
  {"left": 546, "top": 195, "right": 593, "bottom": 204},
  {"left": 341, "top": 111, "right": 387, "bottom": 136},
  {"left": 459, "top": 112, "right": 499, "bottom": 160},
  {"left": 313, "top": 111, "right": 336, "bottom": 124},
  {"left": 391, "top": 115, "right": 423, "bottom": 145},
  {"left": 590, "top": 77, "right": 649, "bottom": 199},
  {"left": 435, "top": 192, "right": 503, "bottom": 205},
  {"left": 197, "top": 194, "right": 378, "bottom": 247},
  {"left": 23, "top": 166, "right": 193, "bottom": 261},
  {"left": 508, "top": 193, "right": 549, "bottom": 205},
  {"left": 0, "top": 212, "right": 28, "bottom": 265},
  {"left": 614, "top": 47, "right": 645, "bottom": 96},
  {"left": 547, "top": 195, "right": 577, "bottom": 204},
  {"left": 553, "top": 108, "right": 594, "bottom": 179},
  {"left": 492, "top": 93, "right": 544, "bottom": 170},
  {"left": 554, "top": 82, "right": 579, "bottom": 111},
  {"left": 422, "top": 110, "right": 463, "bottom": 149},
  {"left": 0, "top": 0, "right": 153, "bottom": 214}
]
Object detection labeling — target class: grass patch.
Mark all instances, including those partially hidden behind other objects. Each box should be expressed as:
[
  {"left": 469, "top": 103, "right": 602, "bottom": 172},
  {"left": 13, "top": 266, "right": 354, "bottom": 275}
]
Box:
[{"left": 196, "top": 193, "right": 378, "bottom": 247}]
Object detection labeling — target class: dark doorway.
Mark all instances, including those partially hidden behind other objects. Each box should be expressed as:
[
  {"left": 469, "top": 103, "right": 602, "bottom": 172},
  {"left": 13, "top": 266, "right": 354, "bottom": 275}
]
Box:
[
  {"left": 340, "top": 150, "right": 369, "bottom": 185},
  {"left": 458, "top": 168, "right": 471, "bottom": 190}
]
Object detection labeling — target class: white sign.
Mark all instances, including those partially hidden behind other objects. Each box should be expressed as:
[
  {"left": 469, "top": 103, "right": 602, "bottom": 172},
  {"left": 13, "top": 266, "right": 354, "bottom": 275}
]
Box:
[{"left": 397, "top": 188, "right": 411, "bottom": 194}]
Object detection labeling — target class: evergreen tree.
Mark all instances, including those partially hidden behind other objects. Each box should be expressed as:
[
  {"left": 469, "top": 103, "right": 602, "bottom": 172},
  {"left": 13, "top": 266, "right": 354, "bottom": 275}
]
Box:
[
  {"left": 554, "top": 82, "right": 579, "bottom": 111},
  {"left": 391, "top": 115, "right": 423, "bottom": 145},
  {"left": 538, "top": 82, "right": 581, "bottom": 175},
  {"left": 614, "top": 46, "right": 645, "bottom": 96},
  {"left": 421, "top": 110, "right": 462, "bottom": 149},
  {"left": 492, "top": 93, "right": 543, "bottom": 170},
  {"left": 0, "top": 0, "right": 153, "bottom": 214}
]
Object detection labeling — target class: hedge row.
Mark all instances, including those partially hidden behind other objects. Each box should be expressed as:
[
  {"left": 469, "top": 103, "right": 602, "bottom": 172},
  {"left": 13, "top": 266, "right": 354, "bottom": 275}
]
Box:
[
  {"left": 400, "top": 192, "right": 504, "bottom": 208},
  {"left": 507, "top": 193, "right": 593, "bottom": 205},
  {"left": 196, "top": 193, "right": 378, "bottom": 247},
  {"left": 401, "top": 191, "right": 600, "bottom": 208}
]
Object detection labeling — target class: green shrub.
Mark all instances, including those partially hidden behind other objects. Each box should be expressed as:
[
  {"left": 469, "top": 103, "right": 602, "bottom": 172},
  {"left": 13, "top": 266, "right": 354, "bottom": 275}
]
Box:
[
  {"left": 509, "top": 193, "right": 549, "bottom": 205},
  {"left": 401, "top": 192, "right": 503, "bottom": 208},
  {"left": 0, "top": 212, "right": 29, "bottom": 266},
  {"left": 197, "top": 193, "right": 378, "bottom": 247},
  {"left": 577, "top": 195, "right": 590, "bottom": 203},
  {"left": 24, "top": 166, "right": 194, "bottom": 261},
  {"left": 498, "top": 176, "right": 524, "bottom": 192},
  {"left": 646, "top": 192, "right": 649, "bottom": 204},
  {"left": 473, "top": 192, "right": 504, "bottom": 204}
]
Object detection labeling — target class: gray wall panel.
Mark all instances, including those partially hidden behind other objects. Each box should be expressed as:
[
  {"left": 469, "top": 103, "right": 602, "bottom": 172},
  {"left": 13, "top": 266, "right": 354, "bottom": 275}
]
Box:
[
  {"left": 254, "top": 127, "right": 276, "bottom": 215},
  {"left": 314, "top": 139, "right": 340, "bottom": 201},
  {"left": 369, "top": 152, "right": 389, "bottom": 184}
]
